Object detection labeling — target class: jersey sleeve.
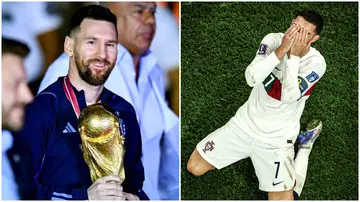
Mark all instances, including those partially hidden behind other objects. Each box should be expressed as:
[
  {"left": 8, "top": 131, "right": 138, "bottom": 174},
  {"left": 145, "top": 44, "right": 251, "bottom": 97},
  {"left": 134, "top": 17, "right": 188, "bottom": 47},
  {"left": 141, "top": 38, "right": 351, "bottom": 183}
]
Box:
[
  {"left": 281, "top": 55, "right": 326, "bottom": 103},
  {"left": 245, "top": 33, "right": 282, "bottom": 87},
  {"left": 281, "top": 56, "right": 326, "bottom": 103},
  {"left": 298, "top": 58, "right": 326, "bottom": 97}
]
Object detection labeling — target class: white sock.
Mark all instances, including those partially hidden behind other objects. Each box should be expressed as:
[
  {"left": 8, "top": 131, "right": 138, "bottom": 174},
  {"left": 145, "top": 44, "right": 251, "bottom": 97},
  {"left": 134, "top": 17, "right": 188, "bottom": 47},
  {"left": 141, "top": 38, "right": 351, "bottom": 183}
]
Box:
[{"left": 293, "top": 147, "right": 312, "bottom": 197}]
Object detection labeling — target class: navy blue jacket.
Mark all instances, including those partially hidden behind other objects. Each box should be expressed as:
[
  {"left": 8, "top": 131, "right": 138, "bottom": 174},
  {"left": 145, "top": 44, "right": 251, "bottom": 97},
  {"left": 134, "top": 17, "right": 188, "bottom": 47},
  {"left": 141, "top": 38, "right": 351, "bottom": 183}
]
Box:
[{"left": 16, "top": 77, "right": 145, "bottom": 200}]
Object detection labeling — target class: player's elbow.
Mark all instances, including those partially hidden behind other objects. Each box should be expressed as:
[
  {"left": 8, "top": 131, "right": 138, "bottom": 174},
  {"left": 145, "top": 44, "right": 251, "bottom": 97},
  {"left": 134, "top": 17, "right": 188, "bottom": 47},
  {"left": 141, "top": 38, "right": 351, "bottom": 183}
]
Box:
[
  {"left": 246, "top": 78, "right": 256, "bottom": 87},
  {"left": 245, "top": 68, "right": 256, "bottom": 87}
]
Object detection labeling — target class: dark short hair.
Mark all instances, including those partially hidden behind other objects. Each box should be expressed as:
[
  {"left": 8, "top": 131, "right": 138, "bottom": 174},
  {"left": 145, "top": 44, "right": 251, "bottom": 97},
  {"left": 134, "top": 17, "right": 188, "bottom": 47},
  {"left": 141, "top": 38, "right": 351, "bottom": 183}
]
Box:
[
  {"left": 296, "top": 10, "right": 323, "bottom": 35},
  {"left": 2, "top": 37, "right": 30, "bottom": 58},
  {"left": 69, "top": 4, "right": 117, "bottom": 37}
]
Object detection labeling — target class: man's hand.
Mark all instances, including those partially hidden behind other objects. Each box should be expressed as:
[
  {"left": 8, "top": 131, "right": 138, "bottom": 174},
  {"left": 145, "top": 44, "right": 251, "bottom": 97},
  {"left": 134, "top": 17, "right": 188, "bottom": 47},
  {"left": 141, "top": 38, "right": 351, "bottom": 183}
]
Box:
[
  {"left": 87, "top": 175, "right": 125, "bottom": 200},
  {"left": 275, "top": 24, "right": 300, "bottom": 59},
  {"left": 124, "top": 192, "right": 140, "bottom": 200},
  {"left": 289, "top": 28, "right": 311, "bottom": 57},
  {"left": 280, "top": 24, "right": 300, "bottom": 52}
]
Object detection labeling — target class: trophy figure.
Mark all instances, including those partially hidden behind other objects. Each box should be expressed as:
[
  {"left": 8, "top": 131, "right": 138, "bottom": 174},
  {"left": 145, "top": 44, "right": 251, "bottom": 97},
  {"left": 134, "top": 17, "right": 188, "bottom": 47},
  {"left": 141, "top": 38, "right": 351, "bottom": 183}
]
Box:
[{"left": 78, "top": 104, "right": 125, "bottom": 182}]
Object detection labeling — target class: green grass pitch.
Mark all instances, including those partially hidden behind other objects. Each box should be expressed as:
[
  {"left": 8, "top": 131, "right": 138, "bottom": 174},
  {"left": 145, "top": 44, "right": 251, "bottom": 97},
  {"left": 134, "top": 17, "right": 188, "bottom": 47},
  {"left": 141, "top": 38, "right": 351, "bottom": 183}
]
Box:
[{"left": 181, "top": 2, "right": 358, "bottom": 200}]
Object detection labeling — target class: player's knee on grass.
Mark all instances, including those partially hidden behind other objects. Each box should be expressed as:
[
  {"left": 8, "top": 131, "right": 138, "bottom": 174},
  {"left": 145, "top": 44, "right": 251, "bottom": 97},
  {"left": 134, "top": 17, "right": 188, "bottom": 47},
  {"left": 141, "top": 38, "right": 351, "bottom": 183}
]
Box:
[
  {"left": 268, "top": 190, "right": 294, "bottom": 200},
  {"left": 187, "top": 149, "right": 214, "bottom": 176}
]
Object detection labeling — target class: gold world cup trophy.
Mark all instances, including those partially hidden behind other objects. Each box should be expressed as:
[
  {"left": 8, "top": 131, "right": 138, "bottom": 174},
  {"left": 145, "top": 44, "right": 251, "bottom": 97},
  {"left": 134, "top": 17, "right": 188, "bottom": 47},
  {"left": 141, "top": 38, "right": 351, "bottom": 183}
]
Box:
[{"left": 78, "top": 104, "right": 125, "bottom": 183}]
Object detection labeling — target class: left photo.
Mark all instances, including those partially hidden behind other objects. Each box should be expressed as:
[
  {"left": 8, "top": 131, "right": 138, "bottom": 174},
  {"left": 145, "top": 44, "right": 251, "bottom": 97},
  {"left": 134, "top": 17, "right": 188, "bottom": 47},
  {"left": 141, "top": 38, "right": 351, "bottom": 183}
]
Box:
[{"left": 2, "top": 2, "right": 179, "bottom": 200}]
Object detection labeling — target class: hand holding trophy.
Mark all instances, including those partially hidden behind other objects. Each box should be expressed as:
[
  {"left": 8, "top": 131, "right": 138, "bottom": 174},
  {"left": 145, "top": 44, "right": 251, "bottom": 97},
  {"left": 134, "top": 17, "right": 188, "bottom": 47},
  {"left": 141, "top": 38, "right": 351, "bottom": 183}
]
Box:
[{"left": 78, "top": 104, "right": 139, "bottom": 200}]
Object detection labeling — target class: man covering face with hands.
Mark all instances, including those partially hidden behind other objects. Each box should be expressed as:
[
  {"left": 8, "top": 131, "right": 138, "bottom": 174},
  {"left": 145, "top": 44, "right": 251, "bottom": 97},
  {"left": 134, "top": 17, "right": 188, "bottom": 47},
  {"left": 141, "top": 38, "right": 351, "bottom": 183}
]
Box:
[{"left": 188, "top": 10, "right": 325, "bottom": 200}]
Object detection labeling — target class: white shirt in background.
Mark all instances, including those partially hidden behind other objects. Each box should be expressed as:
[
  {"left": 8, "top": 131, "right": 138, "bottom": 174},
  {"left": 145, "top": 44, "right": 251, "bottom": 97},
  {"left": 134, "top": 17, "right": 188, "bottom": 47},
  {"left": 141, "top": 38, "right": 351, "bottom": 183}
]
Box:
[
  {"left": 150, "top": 5, "right": 179, "bottom": 88},
  {"left": 2, "top": 2, "right": 62, "bottom": 82},
  {"left": 2, "top": 130, "right": 19, "bottom": 200}
]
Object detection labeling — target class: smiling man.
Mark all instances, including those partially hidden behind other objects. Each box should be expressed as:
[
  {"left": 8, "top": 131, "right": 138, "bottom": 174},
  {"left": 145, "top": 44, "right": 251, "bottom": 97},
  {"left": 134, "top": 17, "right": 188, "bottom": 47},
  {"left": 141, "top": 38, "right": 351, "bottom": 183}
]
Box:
[
  {"left": 39, "top": 2, "right": 179, "bottom": 200},
  {"left": 15, "top": 5, "right": 145, "bottom": 200},
  {"left": 187, "top": 10, "right": 325, "bottom": 200}
]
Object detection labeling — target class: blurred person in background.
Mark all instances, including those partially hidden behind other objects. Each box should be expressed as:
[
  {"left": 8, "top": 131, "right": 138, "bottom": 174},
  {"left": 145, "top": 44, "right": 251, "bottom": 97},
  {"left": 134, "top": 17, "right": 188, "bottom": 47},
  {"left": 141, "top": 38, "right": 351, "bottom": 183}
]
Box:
[
  {"left": 2, "top": 37, "right": 33, "bottom": 200},
  {"left": 39, "top": 2, "right": 179, "bottom": 200},
  {"left": 2, "top": 2, "right": 63, "bottom": 95}
]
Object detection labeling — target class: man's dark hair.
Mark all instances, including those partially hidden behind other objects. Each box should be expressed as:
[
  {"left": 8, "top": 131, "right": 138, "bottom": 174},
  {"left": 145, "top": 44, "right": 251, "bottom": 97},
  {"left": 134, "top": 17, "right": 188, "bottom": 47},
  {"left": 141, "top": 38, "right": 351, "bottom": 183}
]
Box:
[
  {"left": 296, "top": 10, "right": 323, "bottom": 35},
  {"left": 2, "top": 38, "right": 30, "bottom": 58},
  {"left": 69, "top": 4, "right": 117, "bottom": 37}
]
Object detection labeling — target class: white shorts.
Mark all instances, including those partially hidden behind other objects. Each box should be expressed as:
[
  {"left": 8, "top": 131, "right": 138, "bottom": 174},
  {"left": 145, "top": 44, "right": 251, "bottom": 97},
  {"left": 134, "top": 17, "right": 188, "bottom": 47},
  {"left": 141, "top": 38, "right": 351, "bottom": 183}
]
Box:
[{"left": 196, "top": 117, "right": 295, "bottom": 192}]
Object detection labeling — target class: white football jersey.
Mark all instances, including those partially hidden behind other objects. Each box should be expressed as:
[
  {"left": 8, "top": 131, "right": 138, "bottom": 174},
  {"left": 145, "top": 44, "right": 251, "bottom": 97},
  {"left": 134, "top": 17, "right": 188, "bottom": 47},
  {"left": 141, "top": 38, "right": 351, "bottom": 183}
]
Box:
[{"left": 233, "top": 33, "right": 326, "bottom": 145}]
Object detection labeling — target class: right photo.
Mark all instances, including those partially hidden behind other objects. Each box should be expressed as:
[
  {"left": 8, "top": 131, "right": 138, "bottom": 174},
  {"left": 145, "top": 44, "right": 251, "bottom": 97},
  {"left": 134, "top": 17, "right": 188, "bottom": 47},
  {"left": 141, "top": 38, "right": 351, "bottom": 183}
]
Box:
[{"left": 181, "top": 2, "right": 358, "bottom": 200}]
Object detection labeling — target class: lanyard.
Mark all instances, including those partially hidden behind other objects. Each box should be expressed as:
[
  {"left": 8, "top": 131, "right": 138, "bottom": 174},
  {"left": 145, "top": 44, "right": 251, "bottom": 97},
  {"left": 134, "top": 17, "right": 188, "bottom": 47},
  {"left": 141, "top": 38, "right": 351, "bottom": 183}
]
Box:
[{"left": 62, "top": 76, "right": 81, "bottom": 118}]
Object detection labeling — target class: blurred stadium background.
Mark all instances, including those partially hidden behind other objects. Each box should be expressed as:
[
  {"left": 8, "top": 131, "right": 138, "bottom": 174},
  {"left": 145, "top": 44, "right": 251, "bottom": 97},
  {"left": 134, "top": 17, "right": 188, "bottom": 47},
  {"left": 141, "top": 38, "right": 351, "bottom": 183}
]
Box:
[{"left": 181, "top": 2, "right": 358, "bottom": 200}]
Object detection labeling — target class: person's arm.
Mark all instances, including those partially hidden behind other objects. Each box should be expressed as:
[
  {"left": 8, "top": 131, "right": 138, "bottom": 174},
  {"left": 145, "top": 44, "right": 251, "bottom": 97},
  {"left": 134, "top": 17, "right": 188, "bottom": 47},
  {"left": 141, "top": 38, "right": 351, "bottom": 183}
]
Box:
[
  {"left": 245, "top": 33, "right": 281, "bottom": 87},
  {"left": 148, "top": 67, "right": 179, "bottom": 200},
  {"left": 245, "top": 25, "right": 300, "bottom": 87},
  {"left": 280, "top": 56, "right": 301, "bottom": 103},
  {"left": 281, "top": 28, "right": 326, "bottom": 103},
  {"left": 158, "top": 123, "right": 179, "bottom": 200},
  {"left": 281, "top": 57, "right": 326, "bottom": 103}
]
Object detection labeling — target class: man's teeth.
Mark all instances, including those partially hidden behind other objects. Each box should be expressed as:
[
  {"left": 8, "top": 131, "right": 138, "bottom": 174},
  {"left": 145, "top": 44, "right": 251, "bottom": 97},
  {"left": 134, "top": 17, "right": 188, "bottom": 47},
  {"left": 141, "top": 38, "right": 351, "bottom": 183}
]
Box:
[{"left": 93, "top": 63, "right": 105, "bottom": 67}]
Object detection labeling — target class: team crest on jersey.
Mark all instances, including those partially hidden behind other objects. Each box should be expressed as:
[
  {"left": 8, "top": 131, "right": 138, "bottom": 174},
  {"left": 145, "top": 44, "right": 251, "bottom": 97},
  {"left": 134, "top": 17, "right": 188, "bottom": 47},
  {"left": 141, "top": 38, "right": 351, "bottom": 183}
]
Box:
[
  {"left": 203, "top": 141, "right": 215, "bottom": 153},
  {"left": 306, "top": 71, "right": 319, "bottom": 83},
  {"left": 258, "top": 44, "right": 268, "bottom": 55}
]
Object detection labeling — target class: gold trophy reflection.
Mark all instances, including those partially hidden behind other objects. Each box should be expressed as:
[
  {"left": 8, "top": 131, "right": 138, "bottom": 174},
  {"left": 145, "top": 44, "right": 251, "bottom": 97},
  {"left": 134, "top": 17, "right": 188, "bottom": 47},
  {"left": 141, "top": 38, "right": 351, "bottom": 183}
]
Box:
[{"left": 78, "top": 104, "right": 125, "bottom": 183}]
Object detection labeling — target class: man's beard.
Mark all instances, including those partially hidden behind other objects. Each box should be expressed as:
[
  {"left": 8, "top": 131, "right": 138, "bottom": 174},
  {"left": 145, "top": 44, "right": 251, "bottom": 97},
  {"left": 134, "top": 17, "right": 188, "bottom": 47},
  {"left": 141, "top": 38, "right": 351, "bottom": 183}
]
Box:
[
  {"left": 74, "top": 53, "right": 115, "bottom": 86},
  {"left": 2, "top": 104, "right": 25, "bottom": 132}
]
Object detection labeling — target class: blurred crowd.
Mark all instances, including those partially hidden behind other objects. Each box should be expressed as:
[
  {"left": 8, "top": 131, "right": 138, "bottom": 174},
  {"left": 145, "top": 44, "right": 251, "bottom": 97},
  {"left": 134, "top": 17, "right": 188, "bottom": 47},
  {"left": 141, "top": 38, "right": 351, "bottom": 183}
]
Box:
[{"left": 2, "top": 2, "right": 179, "bottom": 200}]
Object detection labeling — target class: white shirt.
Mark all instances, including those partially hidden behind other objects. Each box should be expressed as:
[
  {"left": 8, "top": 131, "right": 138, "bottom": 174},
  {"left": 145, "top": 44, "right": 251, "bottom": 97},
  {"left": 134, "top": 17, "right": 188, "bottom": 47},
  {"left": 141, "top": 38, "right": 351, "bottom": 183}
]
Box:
[
  {"left": 235, "top": 33, "right": 326, "bottom": 145},
  {"left": 38, "top": 44, "right": 179, "bottom": 200},
  {"left": 2, "top": 130, "right": 20, "bottom": 200},
  {"left": 150, "top": 5, "right": 179, "bottom": 73},
  {"left": 2, "top": 2, "right": 62, "bottom": 82}
]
